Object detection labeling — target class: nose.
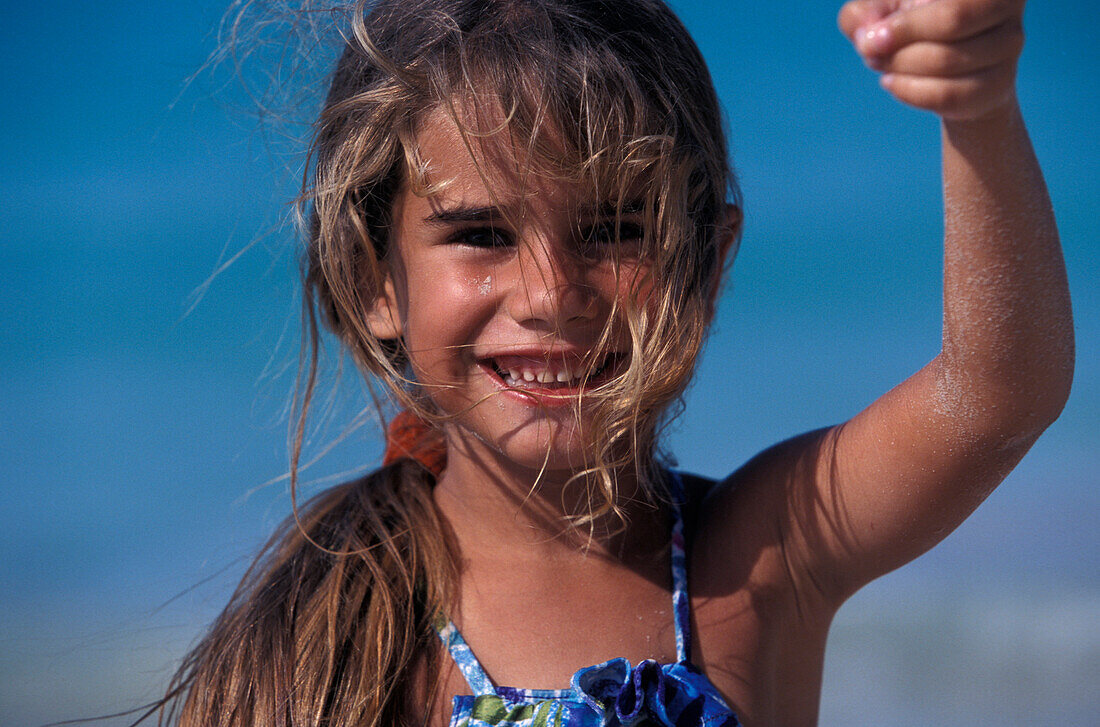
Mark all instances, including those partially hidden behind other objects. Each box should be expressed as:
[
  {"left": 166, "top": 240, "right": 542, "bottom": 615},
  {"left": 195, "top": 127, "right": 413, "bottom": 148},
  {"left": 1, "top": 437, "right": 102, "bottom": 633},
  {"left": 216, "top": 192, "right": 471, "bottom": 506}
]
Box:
[{"left": 505, "top": 238, "right": 596, "bottom": 328}]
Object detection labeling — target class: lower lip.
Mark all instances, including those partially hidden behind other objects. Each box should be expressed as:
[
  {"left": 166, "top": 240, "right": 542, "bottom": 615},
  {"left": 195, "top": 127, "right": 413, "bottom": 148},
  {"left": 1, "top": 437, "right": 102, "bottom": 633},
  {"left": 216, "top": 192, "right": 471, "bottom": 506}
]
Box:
[{"left": 479, "top": 363, "right": 587, "bottom": 408}]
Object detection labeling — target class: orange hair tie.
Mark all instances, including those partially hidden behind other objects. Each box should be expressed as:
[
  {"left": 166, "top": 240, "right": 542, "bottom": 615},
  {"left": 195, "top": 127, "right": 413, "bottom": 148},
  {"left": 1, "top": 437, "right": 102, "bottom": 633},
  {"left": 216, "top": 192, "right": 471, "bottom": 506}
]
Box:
[{"left": 382, "top": 410, "right": 447, "bottom": 476}]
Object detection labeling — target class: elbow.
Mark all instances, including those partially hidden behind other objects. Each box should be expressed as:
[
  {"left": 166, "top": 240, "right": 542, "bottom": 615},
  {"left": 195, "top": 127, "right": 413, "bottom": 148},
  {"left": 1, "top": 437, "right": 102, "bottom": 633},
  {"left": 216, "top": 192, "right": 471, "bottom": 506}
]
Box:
[
  {"left": 932, "top": 342, "right": 1075, "bottom": 446},
  {"left": 941, "top": 288, "right": 1077, "bottom": 438},
  {"left": 1030, "top": 360, "right": 1074, "bottom": 432},
  {"left": 1021, "top": 326, "right": 1076, "bottom": 430},
  {"left": 1005, "top": 384, "right": 1071, "bottom": 450}
]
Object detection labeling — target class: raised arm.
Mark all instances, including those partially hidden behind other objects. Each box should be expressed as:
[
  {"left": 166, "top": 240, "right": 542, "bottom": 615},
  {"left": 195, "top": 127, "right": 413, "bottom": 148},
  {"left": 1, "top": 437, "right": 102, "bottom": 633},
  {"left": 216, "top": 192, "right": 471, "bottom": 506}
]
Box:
[
  {"left": 826, "top": 0, "right": 1074, "bottom": 588},
  {"left": 706, "top": 0, "right": 1074, "bottom": 604}
]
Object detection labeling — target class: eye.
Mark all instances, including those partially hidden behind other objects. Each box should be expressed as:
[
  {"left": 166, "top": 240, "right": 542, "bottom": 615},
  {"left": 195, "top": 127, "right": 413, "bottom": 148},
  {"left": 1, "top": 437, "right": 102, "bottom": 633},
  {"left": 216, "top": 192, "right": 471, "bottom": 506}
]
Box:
[
  {"left": 578, "top": 219, "right": 645, "bottom": 254},
  {"left": 450, "top": 226, "right": 513, "bottom": 249}
]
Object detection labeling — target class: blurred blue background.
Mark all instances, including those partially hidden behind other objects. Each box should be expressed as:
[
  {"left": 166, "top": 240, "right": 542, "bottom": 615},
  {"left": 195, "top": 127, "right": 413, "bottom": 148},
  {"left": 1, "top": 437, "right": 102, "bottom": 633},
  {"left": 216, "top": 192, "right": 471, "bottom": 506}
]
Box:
[{"left": 1, "top": 1, "right": 1096, "bottom": 725}]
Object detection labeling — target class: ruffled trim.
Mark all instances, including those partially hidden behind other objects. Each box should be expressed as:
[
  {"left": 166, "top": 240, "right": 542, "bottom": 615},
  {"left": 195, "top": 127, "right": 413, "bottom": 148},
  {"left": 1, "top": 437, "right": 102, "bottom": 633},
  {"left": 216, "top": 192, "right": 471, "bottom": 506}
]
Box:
[{"left": 572, "top": 658, "right": 739, "bottom": 727}]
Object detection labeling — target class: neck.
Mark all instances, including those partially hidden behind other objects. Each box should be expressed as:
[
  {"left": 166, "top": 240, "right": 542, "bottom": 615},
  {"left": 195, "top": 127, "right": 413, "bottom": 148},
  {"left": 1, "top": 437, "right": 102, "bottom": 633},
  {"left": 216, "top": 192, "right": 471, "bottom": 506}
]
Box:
[{"left": 433, "top": 431, "right": 665, "bottom": 562}]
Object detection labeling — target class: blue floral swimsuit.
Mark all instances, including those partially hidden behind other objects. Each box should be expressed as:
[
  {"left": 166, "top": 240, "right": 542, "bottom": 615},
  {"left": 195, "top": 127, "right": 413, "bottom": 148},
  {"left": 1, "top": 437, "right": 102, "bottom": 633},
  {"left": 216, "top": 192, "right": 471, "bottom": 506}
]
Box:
[{"left": 435, "top": 473, "right": 741, "bottom": 727}]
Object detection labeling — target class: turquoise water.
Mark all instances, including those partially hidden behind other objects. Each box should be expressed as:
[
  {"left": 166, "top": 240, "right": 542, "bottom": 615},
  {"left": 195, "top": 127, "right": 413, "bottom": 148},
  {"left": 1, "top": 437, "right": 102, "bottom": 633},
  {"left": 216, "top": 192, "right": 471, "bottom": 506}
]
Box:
[{"left": 2, "top": 1, "right": 1097, "bottom": 724}]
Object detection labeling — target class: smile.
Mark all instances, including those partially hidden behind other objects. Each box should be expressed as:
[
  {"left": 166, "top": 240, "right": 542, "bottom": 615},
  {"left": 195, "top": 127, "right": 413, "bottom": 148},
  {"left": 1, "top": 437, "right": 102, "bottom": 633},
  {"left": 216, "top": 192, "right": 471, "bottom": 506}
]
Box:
[{"left": 480, "top": 353, "right": 620, "bottom": 394}]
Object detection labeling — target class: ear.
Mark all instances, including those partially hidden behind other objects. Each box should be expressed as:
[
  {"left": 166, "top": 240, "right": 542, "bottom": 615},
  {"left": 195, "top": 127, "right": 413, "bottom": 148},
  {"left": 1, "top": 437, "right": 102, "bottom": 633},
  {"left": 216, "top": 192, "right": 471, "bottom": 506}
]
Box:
[
  {"left": 705, "top": 204, "right": 742, "bottom": 319},
  {"left": 717, "top": 203, "right": 743, "bottom": 264},
  {"left": 364, "top": 273, "right": 403, "bottom": 340}
]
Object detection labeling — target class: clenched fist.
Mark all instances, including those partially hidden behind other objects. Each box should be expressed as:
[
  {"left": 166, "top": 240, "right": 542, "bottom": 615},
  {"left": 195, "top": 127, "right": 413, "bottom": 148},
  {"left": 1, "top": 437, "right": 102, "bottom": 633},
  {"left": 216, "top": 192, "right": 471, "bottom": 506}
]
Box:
[{"left": 839, "top": 0, "right": 1026, "bottom": 120}]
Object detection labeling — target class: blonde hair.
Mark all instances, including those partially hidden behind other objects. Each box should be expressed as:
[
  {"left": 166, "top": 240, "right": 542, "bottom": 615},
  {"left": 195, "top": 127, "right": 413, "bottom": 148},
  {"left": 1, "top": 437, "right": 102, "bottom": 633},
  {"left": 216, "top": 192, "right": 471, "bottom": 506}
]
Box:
[
  {"left": 307, "top": 0, "right": 738, "bottom": 511},
  {"left": 155, "top": 1, "right": 739, "bottom": 723}
]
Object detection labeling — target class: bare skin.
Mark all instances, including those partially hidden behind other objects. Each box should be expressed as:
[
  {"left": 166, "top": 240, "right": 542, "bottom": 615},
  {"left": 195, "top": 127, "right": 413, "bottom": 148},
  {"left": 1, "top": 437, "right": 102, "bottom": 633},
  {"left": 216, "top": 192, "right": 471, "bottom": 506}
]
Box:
[{"left": 384, "top": 1, "right": 1074, "bottom": 724}]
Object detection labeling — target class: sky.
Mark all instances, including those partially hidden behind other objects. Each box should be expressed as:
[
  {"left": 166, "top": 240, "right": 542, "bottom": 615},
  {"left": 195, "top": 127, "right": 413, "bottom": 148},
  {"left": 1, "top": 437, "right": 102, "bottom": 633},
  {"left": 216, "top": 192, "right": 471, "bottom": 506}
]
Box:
[{"left": 1, "top": 1, "right": 1097, "bottom": 725}]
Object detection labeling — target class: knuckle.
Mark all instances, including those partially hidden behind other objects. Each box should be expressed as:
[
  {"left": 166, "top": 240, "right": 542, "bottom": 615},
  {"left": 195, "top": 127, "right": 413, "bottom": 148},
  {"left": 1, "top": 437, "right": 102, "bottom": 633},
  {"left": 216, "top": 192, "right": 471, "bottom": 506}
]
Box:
[
  {"left": 936, "top": 3, "right": 969, "bottom": 36},
  {"left": 993, "top": 66, "right": 1018, "bottom": 96},
  {"left": 838, "top": 0, "right": 878, "bottom": 35},
  {"left": 837, "top": 2, "right": 859, "bottom": 31},
  {"left": 1006, "top": 24, "right": 1025, "bottom": 55},
  {"left": 893, "top": 43, "right": 962, "bottom": 77},
  {"left": 928, "top": 45, "right": 960, "bottom": 74},
  {"left": 986, "top": 0, "right": 1014, "bottom": 21},
  {"left": 929, "top": 83, "right": 967, "bottom": 115}
]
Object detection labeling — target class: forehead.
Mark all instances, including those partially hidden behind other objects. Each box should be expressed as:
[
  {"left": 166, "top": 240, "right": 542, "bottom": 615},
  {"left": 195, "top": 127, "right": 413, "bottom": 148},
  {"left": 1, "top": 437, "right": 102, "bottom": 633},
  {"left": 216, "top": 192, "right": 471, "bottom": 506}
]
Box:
[{"left": 405, "top": 106, "right": 640, "bottom": 214}]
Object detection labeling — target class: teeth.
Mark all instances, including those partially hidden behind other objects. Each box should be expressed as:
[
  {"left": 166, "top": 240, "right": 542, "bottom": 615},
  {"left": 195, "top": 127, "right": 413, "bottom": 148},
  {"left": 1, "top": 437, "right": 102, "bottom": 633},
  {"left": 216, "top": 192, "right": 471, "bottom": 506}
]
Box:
[{"left": 494, "top": 355, "right": 616, "bottom": 387}]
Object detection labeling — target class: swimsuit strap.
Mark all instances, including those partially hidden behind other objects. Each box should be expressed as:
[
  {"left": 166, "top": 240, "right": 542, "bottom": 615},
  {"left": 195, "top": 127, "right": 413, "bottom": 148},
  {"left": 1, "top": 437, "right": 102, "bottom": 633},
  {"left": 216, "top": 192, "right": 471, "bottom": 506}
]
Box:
[
  {"left": 666, "top": 470, "right": 693, "bottom": 663},
  {"left": 434, "top": 470, "right": 695, "bottom": 695},
  {"left": 435, "top": 617, "right": 498, "bottom": 697}
]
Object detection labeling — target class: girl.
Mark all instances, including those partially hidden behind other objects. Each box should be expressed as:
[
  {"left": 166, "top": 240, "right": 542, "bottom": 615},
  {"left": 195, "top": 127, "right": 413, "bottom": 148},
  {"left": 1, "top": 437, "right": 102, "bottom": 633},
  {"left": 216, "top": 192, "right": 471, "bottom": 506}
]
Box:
[{"left": 157, "top": 0, "right": 1073, "bottom": 725}]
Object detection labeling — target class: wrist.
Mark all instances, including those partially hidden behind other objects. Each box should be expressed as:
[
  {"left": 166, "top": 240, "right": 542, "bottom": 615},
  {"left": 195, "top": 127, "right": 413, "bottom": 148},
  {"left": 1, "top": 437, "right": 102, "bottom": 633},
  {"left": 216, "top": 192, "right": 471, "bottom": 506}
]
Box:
[{"left": 940, "top": 92, "right": 1021, "bottom": 130}]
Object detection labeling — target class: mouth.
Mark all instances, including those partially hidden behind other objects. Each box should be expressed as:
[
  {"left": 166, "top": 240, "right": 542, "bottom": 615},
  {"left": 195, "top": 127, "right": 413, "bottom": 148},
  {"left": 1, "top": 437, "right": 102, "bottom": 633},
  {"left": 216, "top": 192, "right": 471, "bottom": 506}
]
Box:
[{"left": 479, "top": 352, "right": 623, "bottom": 398}]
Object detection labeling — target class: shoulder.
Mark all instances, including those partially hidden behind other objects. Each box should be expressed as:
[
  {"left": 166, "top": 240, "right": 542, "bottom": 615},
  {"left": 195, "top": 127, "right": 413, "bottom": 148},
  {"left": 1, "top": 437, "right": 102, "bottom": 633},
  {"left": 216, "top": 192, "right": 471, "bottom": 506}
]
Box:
[
  {"left": 679, "top": 427, "right": 845, "bottom": 603},
  {"left": 675, "top": 444, "right": 839, "bottom": 723},
  {"left": 682, "top": 427, "right": 834, "bottom": 540},
  {"left": 671, "top": 469, "right": 717, "bottom": 535}
]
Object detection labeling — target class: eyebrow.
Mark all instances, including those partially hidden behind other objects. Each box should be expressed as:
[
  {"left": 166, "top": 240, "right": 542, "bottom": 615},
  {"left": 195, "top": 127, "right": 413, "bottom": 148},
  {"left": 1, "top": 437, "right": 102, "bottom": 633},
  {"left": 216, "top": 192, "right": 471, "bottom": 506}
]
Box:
[
  {"left": 584, "top": 199, "right": 647, "bottom": 217},
  {"left": 423, "top": 199, "right": 646, "bottom": 226},
  {"left": 424, "top": 206, "right": 505, "bottom": 226}
]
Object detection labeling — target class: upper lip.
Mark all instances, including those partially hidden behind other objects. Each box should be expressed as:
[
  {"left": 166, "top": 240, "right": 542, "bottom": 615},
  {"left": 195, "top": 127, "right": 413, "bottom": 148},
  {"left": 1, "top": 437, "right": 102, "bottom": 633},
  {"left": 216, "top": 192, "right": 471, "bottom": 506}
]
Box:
[{"left": 477, "top": 347, "right": 599, "bottom": 368}]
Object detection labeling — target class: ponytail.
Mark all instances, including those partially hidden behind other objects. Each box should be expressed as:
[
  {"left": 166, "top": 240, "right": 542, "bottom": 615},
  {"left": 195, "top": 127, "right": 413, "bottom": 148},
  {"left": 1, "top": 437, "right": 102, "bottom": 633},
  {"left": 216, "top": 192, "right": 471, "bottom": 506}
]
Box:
[{"left": 155, "top": 457, "right": 455, "bottom": 726}]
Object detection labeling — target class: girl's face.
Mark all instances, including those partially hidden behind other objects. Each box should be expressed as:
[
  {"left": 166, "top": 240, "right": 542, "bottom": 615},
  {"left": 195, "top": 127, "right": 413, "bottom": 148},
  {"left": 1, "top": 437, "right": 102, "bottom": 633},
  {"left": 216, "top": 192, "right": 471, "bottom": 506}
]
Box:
[{"left": 372, "top": 110, "right": 652, "bottom": 474}]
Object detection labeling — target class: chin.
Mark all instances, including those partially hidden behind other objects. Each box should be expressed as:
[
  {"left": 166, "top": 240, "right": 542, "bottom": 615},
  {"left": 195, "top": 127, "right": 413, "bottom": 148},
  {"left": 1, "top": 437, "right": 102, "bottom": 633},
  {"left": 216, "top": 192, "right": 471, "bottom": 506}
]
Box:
[{"left": 463, "top": 401, "right": 599, "bottom": 476}]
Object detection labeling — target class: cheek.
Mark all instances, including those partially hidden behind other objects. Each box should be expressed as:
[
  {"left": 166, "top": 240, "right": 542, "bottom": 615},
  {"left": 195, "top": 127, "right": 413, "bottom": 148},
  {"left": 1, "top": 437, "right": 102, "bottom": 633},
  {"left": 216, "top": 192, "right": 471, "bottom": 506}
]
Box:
[
  {"left": 633, "top": 266, "right": 658, "bottom": 312},
  {"left": 604, "top": 260, "right": 657, "bottom": 319},
  {"left": 401, "top": 267, "right": 494, "bottom": 363}
]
